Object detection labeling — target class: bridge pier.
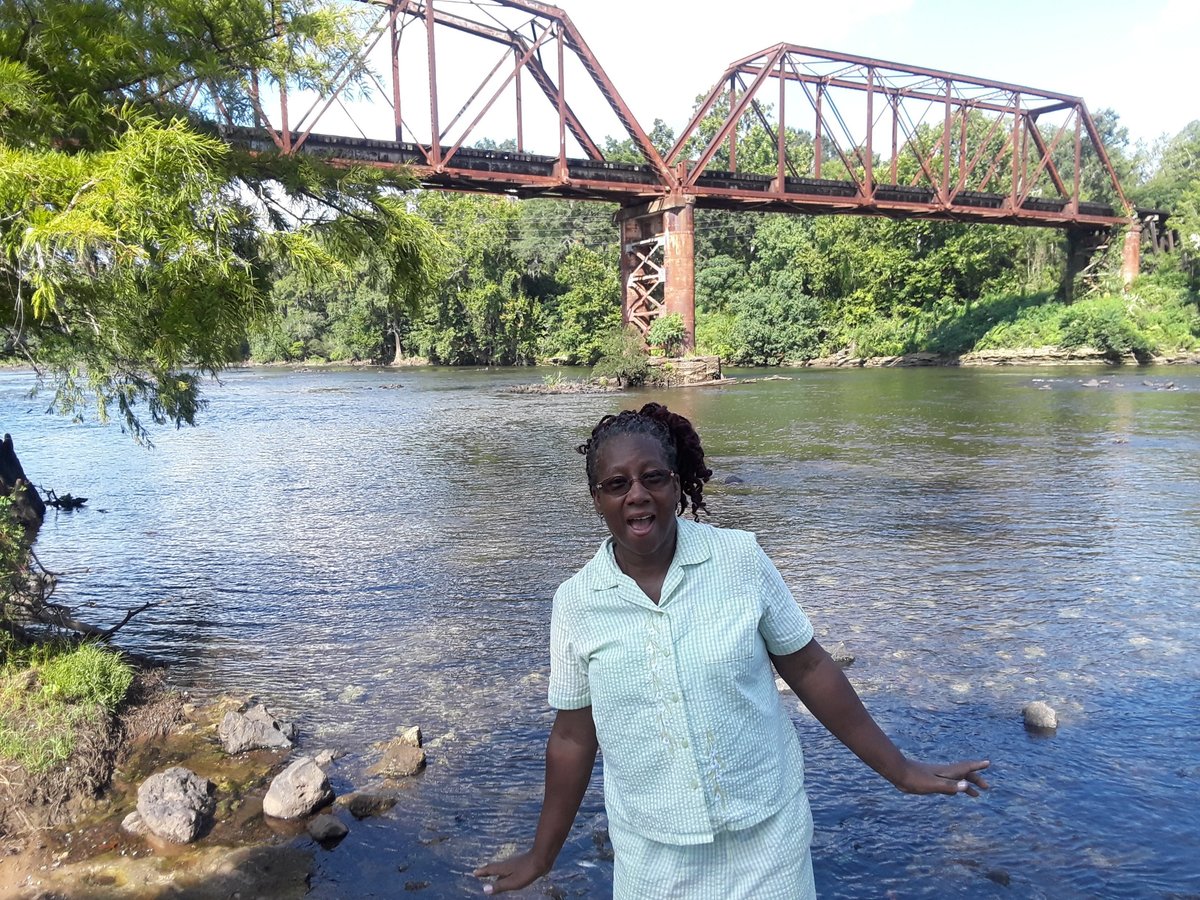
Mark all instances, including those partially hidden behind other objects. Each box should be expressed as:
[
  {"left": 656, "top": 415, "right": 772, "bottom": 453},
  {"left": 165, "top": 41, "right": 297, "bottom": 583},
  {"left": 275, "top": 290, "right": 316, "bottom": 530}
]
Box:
[
  {"left": 1064, "top": 228, "right": 1107, "bottom": 301},
  {"left": 616, "top": 197, "right": 696, "bottom": 351},
  {"left": 1065, "top": 222, "right": 1143, "bottom": 300},
  {"left": 1121, "top": 221, "right": 1142, "bottom": 288}
]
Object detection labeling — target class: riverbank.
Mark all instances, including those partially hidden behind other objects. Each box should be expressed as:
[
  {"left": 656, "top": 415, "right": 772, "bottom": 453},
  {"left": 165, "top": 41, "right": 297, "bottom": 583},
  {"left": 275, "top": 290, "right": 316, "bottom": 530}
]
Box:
[
  {"left": 0, "top": 680, "right": 315, "bottom": 899},
  {"left": 228, "top": 345, "right": 1200, "bottom": 375},
  {"left": 797, "top": 346, "right": 1200, "bottom": 368}
]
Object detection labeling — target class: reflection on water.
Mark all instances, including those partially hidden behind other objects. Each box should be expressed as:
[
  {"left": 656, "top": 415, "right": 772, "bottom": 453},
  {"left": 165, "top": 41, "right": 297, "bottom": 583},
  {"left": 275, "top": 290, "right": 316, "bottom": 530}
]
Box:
[{"left": 5, "top": 365, "right": 1200, "bottom": 898}]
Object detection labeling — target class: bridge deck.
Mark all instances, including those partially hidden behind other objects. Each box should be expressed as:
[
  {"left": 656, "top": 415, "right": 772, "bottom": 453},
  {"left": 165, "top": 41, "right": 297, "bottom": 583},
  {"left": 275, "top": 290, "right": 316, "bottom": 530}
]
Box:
[{"left": 233, "top": 129, "right": 1129, "bottom": 228}]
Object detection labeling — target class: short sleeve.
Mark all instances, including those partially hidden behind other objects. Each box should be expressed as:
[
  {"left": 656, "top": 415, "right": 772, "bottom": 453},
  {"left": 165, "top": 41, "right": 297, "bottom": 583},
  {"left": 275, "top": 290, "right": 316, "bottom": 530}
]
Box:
[
  {"left": 755, "top": 542, "right": 814, "bottom": 656},
  {"left": 547, "top": 587, "right": 591, "bottom": 710}
]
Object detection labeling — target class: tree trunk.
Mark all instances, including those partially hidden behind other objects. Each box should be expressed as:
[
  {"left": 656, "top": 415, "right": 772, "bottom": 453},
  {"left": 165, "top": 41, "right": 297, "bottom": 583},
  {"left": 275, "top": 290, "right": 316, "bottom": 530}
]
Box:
[{"left": 1, "top": 434, "right": 44, "bottom": 537}]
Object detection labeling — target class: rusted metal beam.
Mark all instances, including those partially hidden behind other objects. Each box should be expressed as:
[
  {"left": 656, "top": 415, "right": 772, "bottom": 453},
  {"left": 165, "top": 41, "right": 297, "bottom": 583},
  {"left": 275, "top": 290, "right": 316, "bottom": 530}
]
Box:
[
  {"left": 683, "top": 46, "right": 785, "bottom": 189},
  {"left": 1023, "top": 113, "right": 1072, "bottom": 200}
]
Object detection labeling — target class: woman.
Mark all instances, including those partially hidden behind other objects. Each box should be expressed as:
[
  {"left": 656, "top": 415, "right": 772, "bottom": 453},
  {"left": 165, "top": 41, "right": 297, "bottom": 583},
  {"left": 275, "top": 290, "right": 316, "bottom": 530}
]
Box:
[{"left": 475, "top": 402, "right": 989, "bottom": 898}]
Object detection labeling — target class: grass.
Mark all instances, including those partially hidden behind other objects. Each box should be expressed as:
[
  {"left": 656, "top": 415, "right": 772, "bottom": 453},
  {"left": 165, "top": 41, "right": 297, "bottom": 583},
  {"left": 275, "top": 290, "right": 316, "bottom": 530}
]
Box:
[{"left": 0, "top": 636, "right": 134, "bottom": 772}]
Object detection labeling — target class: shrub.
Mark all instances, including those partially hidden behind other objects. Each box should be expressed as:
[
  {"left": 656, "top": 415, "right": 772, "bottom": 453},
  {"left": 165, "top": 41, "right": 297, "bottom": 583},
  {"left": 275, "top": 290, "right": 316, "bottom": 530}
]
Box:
[
  {"left": 646, "top": 313, "right": 686, "bottom": 356},
  {"left": 1060, "top": 297, "right": 1150, "bottom": 357},
  {"left": 729, "top": 289, "right": 822, "bottom": 365},
  {"left": 695, "top": 310, "right": 737, "bottom": 361},
  {"left": 591, "top": 326, "right": 650, "bottom": 386}
]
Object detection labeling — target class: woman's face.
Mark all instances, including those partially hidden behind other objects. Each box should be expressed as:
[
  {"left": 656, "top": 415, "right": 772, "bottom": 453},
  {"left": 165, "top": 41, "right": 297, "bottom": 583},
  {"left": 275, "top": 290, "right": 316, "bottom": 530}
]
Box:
[{"left": 591, "top": 433, "right": 681, "bottom": 569}]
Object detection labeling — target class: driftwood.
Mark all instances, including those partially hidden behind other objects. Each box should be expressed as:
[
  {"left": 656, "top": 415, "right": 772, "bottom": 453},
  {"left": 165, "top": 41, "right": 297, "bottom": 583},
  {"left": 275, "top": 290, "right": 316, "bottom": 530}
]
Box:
[{"left": 43, "top": 489, "right": 88, "bottom": 510}]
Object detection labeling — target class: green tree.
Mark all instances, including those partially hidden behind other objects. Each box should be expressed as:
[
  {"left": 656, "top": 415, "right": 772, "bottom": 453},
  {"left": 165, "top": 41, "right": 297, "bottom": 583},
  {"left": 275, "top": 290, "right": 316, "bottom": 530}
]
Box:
[
  {"left": 539, "top": 245, "right": 621, "bottom": 364},
  {"left": 646, "top": 312, "right": 685, "bottom": 356},
  {"left": 0, "top": 0, "right": 439, "bottom": 438},
  {"left": 414, "top": 193, "right": 540, "bottom": 365}
]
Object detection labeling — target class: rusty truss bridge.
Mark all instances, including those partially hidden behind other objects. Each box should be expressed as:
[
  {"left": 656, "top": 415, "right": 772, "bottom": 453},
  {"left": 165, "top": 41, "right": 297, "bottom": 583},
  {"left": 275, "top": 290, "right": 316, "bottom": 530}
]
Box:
[{"left": 218, "top": 0, "right": 1158, "bottom": 349}]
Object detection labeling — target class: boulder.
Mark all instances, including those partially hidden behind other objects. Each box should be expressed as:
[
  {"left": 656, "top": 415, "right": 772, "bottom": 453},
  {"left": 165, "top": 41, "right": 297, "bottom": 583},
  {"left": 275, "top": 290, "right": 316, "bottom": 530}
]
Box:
[
  {"left": 1023, "top": 701, "right": 1058, "bottom": 732},
  {"left": 307, "top": 814, "right": 349, "bottom": 842},
  {"left": 336, "top": 791, "right": 397, "bottom": 819},
  {"left": 263, "top": 757, "right": 334, "bottom": 819},
  {"left": 366, "top": 725, "right": 427, "bottom": 779},
  {"left": 218, "top": 703, "right": 297, "bottom": 754},
  {"left": 136, "top": 767, "right": 216, "bottom": 844}
]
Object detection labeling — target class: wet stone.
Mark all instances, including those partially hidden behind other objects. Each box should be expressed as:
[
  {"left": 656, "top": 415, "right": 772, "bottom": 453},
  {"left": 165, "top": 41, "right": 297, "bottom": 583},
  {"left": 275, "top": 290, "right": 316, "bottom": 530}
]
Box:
[
  {"left": 307, "top": 814, "right": 348, "bottom": 843},
  {"left": 336, "top": 791, "right": 397, "bottom": 819},
  {"left": 1023, "top": 701, "right": 1058, "bottom": 732},
  {"left": 263, "top": 757, "right": 334, "bottom": 820},
  {"left": 218, "top": 703, "right": 297, "bottom": 754}
]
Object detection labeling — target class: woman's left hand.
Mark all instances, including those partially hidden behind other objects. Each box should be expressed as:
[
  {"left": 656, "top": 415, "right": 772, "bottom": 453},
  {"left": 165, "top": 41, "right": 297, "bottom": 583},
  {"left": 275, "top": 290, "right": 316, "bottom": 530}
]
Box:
[{"left": 893, "top": 758, "right": 991, "bottom": 797}]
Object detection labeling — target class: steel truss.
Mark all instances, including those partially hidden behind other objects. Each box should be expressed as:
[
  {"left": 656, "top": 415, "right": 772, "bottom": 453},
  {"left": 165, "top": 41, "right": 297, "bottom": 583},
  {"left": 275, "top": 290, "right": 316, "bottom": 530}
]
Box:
[{"left": 217, "top": 3, "right": 1158, "bottom": 344}]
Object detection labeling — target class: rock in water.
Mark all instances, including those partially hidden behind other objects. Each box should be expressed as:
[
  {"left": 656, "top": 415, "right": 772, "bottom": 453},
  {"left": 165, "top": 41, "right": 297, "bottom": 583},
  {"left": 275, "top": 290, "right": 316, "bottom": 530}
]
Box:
[
  {"left": 828, "top": 641, "right": 855, "bottom": 667},
  {"left": 218, "top": 703, "right": 298, "bottom": 753},
  {"left": 307, "top": 813, "right": 349, "bottom": 842},
  {"left": 366, "top": 725, "right": 427, "bottom": 779},
  {"left": 336, "top": 791, "right": 398, "bottom": 820},
  {"left": 121, "top": 811, "right": 149, "bottom": 836},
  {"left": 1023, "top": 701, "right": 1058, "bottom": 732},
  {"left": 368, "top": 743, "right": 426, "bottom": 779},
  {"left": 136, "top": 767, "right": 216, "bottom": 843},
  {"left": 263, "top": 757, "right": 334, "bottom": 819}
]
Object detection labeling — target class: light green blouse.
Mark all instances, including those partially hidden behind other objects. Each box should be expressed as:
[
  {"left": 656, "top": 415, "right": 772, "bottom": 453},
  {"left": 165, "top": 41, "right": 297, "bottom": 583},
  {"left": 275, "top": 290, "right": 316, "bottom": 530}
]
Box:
[{"left": 548, "top": 517, "right": 814, "bottom": 845}]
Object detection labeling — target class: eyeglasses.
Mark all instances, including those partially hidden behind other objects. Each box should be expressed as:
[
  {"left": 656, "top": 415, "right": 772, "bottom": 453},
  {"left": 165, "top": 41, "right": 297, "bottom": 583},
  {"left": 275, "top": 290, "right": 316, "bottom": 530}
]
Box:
[{"left": 593, "top": 469, "right": 675, "bottom": 498}]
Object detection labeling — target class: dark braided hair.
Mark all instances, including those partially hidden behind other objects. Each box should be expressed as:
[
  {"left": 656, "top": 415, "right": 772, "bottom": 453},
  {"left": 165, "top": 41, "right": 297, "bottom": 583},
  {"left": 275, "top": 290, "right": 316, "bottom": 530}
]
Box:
[{"left": 576, "top": 402, "right": 712, "bottom": 520}]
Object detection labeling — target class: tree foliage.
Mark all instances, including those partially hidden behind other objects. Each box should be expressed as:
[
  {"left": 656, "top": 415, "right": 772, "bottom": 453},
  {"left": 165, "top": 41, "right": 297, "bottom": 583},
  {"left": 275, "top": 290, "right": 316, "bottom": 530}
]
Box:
[{"left": 0, "top": 0, "right": 439, "bottom": 438}]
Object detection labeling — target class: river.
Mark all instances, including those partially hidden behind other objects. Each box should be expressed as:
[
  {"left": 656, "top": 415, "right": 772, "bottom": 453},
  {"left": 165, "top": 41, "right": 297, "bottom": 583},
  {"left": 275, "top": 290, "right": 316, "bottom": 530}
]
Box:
[{"left": 4, "top": 364, "right": 1199, "bottom": 899}]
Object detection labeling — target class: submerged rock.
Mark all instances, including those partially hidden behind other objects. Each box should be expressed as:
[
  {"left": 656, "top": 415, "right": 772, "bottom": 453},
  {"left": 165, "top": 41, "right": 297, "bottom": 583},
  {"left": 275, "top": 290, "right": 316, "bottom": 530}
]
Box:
[
  {"left": 263, "top": 757, "right": 334, "bottom": 819},
  {"left": 136, "top": 767, "right": 216, "bottom": 844},
  {"left": 336, "top": 791, "right": 398, "bottom": 819},
  {"left": 1023, "top": 701, "right": 1058, "bottom": 732},
  {"left": 828, "top": 642, "right": 855, "bottom": 668},
  {"left": 218, "top": 703, "right": 297, "bottom": 754}
]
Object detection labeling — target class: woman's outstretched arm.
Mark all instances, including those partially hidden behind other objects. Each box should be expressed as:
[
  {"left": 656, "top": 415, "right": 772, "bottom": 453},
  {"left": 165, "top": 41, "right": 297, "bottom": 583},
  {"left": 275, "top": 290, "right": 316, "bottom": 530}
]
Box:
[
  {"left": 772, "top": 639, "right": 990, "bottom": 796},
  {"left": 473, "top": 706, "right": 599, "bottom": 894}
]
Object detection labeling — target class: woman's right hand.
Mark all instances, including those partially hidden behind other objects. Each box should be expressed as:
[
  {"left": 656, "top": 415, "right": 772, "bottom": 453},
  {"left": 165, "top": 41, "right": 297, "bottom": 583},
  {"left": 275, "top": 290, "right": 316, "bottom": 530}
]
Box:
[{"left": 473, "top": 850, "right": 549, "bottom": 894}]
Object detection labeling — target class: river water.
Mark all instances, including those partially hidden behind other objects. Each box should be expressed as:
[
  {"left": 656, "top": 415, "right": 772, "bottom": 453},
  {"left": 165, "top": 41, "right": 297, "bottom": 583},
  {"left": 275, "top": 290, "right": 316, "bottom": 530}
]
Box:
[{"left": 4, "top": 365, "right": 1199, "bottom": 899}]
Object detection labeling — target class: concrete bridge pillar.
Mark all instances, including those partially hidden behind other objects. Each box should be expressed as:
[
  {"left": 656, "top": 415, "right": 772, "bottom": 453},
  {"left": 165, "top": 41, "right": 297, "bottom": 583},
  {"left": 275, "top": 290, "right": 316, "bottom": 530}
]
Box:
[{"left": 616, "top": 197, "right": 696, "bottom": 351}]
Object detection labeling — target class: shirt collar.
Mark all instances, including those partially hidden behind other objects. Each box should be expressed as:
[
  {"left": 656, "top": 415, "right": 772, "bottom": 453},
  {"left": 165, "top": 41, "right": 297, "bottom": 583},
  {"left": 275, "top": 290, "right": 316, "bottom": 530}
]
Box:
[{"left": 591, "top": 516, "right": 712, "bottom": 591}]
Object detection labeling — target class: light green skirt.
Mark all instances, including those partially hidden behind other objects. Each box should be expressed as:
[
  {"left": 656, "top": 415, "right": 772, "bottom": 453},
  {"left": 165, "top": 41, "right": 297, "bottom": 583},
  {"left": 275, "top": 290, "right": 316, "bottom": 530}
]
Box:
[{"left": 608, "top": 788, "right": 816, "bottom": 900}]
